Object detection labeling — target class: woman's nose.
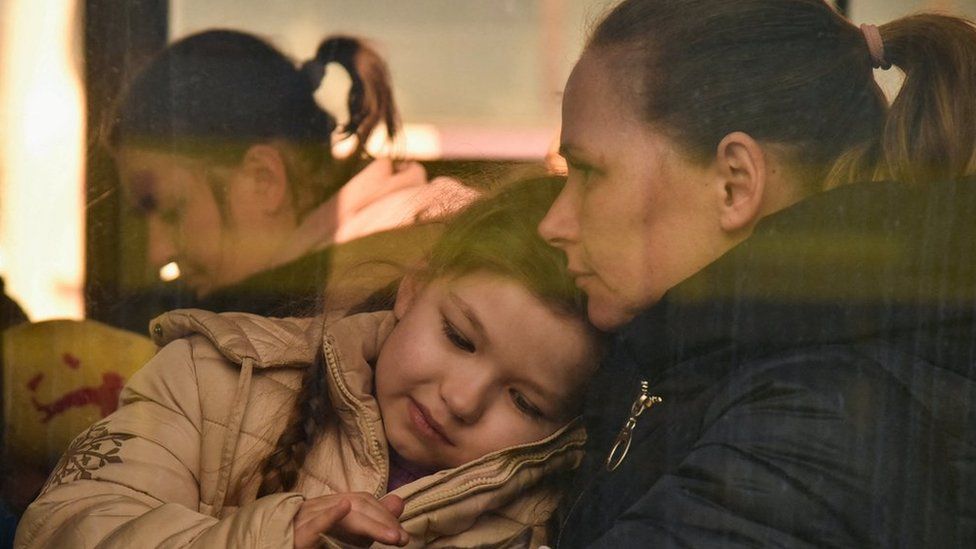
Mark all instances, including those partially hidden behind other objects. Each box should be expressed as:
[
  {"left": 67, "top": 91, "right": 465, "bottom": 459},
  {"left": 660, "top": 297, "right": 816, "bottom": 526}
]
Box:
[
  {"left": 146, "top": 215, "right": 178, "bottom": 268},
  {"left": 440, "top": 368, "right": 491, "bottom": 424},
  {"left": 538, "top": 180, "right": 581, "bottom": 248}
]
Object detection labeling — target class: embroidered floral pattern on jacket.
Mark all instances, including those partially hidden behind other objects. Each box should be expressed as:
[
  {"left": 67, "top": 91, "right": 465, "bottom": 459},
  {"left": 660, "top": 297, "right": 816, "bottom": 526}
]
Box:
[{"left": 41, "top": 419, "right": 134, "bottom": 494}]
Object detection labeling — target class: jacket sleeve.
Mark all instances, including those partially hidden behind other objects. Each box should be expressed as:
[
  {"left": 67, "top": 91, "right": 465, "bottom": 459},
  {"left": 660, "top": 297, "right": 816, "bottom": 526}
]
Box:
[
  {"left": 583, "top": 353, "right": 955, "bottom": 548},
  {"left": 14, "top": 339, "right": 303, "bottom": 549}
]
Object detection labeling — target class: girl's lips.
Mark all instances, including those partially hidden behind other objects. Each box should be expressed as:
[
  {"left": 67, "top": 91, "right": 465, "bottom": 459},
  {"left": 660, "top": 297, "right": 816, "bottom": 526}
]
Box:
[{"left": 408, "top": 398, "right": 453, "bottom": 446}]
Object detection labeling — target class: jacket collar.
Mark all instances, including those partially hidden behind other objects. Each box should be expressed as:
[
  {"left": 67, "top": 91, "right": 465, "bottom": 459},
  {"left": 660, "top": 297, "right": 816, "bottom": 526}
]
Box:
[
  {"left": 619, "top": 178, "right": 976, "bottom": 378},
  {"left": 151, "top": 308, "right": 323, "bottom": 367},
  {"left": 153, "top": 307, "right": 395, "bottom": 446},
  {"left": 317, "top": 310, "right": 396, "bottom": 470}
]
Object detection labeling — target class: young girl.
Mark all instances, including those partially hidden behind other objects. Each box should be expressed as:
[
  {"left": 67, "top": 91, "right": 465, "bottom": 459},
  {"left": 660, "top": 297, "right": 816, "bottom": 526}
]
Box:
[{"left": 16, "top": 177, "right": 601, "bottom": 549}]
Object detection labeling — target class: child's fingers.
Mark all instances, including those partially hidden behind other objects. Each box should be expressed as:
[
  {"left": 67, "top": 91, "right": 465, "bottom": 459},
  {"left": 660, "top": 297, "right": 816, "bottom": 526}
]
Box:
[
  {"left": 299, "top": 492, "right": 409, "bottom": 546},
  {"left": 335, "top": 509, "right": 407, "bottom": 546},
  {"left": 345, "top": 496, "right": 408, "bottom": 539},
  {"left": 379, "top": 493, "right": 405, "bottom": 517},
  {"left": 312, "top": 498, "right": 353, "bottom": 529},
  {"left": 342, "top": 493, "right": 403, "bottom": 527},
  {"left": 294, "top": 497, "right": 351, "bottom": 549},
  {"left": 294, "top": 497, "right": 348, "bottom": 530}
]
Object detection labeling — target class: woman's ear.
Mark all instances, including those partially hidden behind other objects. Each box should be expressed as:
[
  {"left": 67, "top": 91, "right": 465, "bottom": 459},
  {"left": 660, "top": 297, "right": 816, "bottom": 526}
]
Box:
[
  {"left": 393, "top": 273, "right": 424, "bottom": 320},
  {"left": 714, "top": 132, "right": 767, "bottom": 233},
  {"left": 240, "top": 144, "right": 290, "bottom": 215}
]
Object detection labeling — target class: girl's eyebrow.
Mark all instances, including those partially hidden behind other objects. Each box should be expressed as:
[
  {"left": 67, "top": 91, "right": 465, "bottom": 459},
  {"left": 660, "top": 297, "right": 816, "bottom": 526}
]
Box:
[
  {"left": 448, "top": 289, "right": 574, "bottom": 417},
  {"left": 448, "top": 291, "right": 486, "bottom": 338}
]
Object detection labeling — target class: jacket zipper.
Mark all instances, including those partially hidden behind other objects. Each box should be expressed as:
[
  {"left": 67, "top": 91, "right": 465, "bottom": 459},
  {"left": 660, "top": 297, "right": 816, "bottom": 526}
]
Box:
[
  {"left": 399, "top": 436, "right": 585, "bottom": 519},
  {"left": 322, "top": 338, "right": 389, "bottom": 497},
  {"left": 556, "top": 379, "right": 662, "bottom": 548},
  {"left": 605, "top": 380, "right": 663, "bottom": 471}
]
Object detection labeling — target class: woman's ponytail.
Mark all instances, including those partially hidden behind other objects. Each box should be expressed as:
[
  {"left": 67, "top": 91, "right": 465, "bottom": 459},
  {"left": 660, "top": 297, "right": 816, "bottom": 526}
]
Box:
[
  {"left": 879, "top": 15, "right": 976, "bottom": 185},
  {"left": 306, "top": 35, "right": 400, "bottom": 158}
]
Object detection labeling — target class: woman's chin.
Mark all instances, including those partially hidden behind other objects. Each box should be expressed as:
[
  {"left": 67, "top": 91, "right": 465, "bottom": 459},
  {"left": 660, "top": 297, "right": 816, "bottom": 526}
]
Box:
[{"left": 587, "top": 300, "right": 637, "bottom": 332}]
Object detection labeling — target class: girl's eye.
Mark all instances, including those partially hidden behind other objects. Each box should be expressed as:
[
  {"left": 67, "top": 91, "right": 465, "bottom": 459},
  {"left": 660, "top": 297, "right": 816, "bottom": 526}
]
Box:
[
  {"left": 510, "top": 389, "right": 543, "bottom": 419},
  {"left": 442, "top": 319, "right": 475, "bottom": 353}
]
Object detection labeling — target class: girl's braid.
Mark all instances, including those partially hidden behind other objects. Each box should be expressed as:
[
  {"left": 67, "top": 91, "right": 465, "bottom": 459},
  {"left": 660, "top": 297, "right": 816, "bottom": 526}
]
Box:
[{"left": 257, "top": 350, "right": 331, "bottom": 497}]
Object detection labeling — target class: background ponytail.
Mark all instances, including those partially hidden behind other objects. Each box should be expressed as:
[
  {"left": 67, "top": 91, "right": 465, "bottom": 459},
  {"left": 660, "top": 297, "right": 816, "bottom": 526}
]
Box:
[
  {"left": 878, "top": 14, "right": 976, "bottom": 186},
  {"left": 306, "top": 35, "right": 400, "bottom": 160},
  {"left": 110, "top": 29, "right": 405, "bottom": 220},
  {"left": 588, "top": 1, "right": 976, "bottom": 193}
]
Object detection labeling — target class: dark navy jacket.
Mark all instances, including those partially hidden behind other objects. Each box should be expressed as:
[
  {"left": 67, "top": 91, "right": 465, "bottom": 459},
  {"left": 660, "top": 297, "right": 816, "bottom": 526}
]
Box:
[{"left": 557, "top": 179, "right": 976, "bottom": 547}]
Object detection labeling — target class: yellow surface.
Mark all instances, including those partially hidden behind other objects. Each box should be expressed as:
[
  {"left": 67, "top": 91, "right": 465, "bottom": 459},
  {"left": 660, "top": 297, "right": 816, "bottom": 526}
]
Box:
[{"left": 3, "top": 320, "right": 156, "bottom": 466}]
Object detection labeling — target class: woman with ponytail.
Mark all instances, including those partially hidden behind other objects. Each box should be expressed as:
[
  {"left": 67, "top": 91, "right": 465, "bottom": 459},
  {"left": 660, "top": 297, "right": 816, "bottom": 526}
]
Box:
[
  {"left": 538, "top": 1, "right": 976, "bottom": 546},
  {"left": 107, "top": 30, "right": 475, "bottom": 327}
]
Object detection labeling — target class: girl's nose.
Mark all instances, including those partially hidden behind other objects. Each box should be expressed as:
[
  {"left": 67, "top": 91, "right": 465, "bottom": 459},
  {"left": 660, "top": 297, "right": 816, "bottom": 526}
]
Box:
[
  {"left": 538, "top": 178, "right": 582, "bottom": 248},
  {"left": 440, "top": 368, "right": 492, "bottom": 425},
  {"left": 146, "top": 215, "right": 178, "bottom": 269}
]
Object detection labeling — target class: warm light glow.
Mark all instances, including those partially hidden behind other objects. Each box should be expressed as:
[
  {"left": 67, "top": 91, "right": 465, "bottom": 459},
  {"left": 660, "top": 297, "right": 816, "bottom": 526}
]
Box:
[
  {"left": 0, "top": 0, "right": 86, "bottom": 320},
  {"left": 368, "top": 123, "right": 443, "bottom": 160},
  {"left": 332, "top": 123, "right": 443, "bottom": 160},
  {"left": 355, "top": 123, "right": 551, "bottom": 161},
  {"left": 159, "top": 262, "right": 182, "bottom": 282}
]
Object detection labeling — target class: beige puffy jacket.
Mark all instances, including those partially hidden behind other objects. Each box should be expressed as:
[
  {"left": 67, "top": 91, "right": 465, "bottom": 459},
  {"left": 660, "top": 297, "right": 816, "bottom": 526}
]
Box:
[{"left": 16, "top": 309, "right": 585, "bottom": 548}]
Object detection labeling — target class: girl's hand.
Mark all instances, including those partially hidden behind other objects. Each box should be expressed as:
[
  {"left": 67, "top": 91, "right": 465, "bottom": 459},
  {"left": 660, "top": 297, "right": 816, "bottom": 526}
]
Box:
[{"left": 294, "top": 492, "right": 409, "bottom": 548}]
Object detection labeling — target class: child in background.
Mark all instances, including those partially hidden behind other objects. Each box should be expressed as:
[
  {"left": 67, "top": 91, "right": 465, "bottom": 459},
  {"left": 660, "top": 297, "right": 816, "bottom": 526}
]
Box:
[{"left": 16, "top": 177, "right": 601, "bottom": 549}]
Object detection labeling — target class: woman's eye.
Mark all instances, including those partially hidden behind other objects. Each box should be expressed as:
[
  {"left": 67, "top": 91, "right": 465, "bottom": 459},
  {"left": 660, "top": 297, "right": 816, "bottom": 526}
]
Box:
[
  {"left": 442, "top": 319, "right": 475, "bottom": 353},
  {"left": 131, "top": 194, "right": 157, "bottom": 216},
  {"left": 158, "top": 207, "right": 182, "bottom": 225},
  {"left": 567, "top": 160, "right": 589, "bottom": 175},
  {"left": 510, "top": 389, "right": 543, "bottom": 419},
  {"left": 567, "top": 161, "right": 595, "bottom": 185}
]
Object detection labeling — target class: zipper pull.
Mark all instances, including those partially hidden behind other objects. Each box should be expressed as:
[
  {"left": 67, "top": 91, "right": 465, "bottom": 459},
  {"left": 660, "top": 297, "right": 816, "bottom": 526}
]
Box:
[{"left": 605, "top": 380, "right": 663, "bottom": 472}]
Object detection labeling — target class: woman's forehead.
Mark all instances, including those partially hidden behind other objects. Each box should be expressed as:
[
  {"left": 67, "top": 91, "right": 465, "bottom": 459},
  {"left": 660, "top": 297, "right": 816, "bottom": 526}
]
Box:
[{"left": 562, "top": 53, "right": 645, "bottom": 154}]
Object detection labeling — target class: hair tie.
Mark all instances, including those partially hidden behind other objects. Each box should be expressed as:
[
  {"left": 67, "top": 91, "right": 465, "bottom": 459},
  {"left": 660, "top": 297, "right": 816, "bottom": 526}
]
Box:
[
  {"left": 860, "top": 24, "right": 891, "bottom": 70},
  {"left": 300, "top": 59, "right": 326, "bottom": 90}
]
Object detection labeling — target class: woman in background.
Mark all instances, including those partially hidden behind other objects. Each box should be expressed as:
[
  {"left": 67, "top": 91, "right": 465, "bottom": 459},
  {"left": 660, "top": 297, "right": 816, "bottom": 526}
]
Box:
[{"left": 105, "top": 30, "right": 475, "bottom": 330}]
